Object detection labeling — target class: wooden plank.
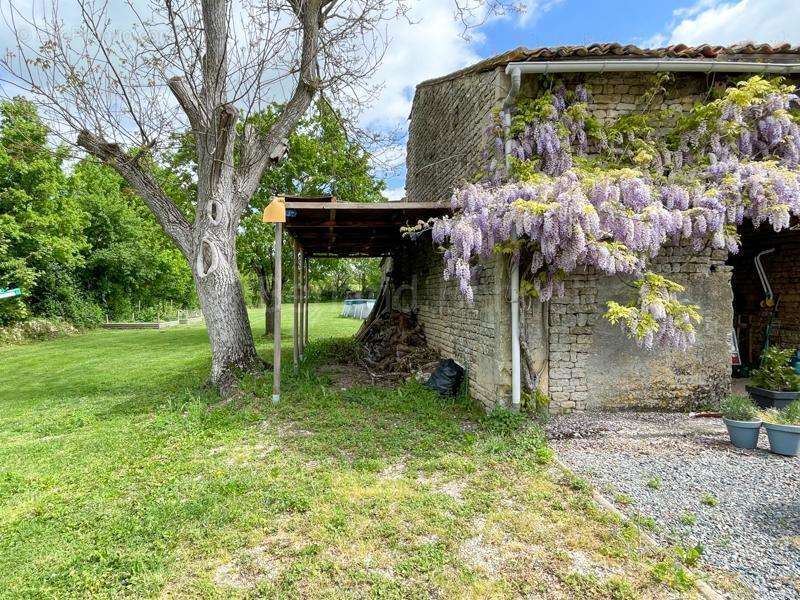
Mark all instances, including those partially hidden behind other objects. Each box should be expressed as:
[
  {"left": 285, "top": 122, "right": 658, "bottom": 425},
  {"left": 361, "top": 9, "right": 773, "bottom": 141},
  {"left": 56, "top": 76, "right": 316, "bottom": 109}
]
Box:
[
  {"left": 284, "top": 201, "right": 447, "bottom": 210},
  {"left": 304, "top": 257, "right": 309, "bottom": 346}
]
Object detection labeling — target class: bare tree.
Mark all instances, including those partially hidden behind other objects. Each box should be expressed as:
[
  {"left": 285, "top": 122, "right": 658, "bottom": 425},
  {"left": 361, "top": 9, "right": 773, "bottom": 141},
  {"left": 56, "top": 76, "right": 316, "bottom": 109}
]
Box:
[{"left": 2, "top": 0, "right": 403, "bottom": 392}]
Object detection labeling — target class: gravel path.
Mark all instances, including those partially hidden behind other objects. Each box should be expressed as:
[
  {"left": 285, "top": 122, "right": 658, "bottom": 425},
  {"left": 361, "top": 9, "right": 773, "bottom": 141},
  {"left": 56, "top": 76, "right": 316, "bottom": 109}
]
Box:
[{"left": 548, "top": 411, "right": 800, "bottom": 600}]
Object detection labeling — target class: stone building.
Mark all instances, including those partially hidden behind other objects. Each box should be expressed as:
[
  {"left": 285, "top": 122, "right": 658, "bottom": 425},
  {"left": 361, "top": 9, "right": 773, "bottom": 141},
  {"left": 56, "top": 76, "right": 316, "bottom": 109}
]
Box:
[{"left": 390, "top": 43, "right": 800, "bottom": 413}]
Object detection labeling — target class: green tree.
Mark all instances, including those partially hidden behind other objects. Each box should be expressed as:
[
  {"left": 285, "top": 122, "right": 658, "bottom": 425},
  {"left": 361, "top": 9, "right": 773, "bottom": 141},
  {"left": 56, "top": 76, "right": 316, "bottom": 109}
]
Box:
[
  {"left": 71, "top": 159, "right": 196, "bottom": 320},
  {"left": 0, "top": 98, "right": 92, "bottom": 325},
  {"left": 4, "top": 0, "right": 398, "bottom": 391}
]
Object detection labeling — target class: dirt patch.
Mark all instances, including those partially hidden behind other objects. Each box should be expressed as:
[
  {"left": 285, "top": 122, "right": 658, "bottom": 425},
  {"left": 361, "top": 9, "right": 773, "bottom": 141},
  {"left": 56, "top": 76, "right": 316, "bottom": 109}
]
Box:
[
  {"left": 458, "top": 518, "right": 501, "bottom": 576},
  {"left": 416, "top": 473, "right": 466, "bottom": 502},
  {"left": 213, "top": 544, "right": 284, "bottom": 590},
  {"left": 380, "top": 460, "right": 407, "bottom": 480},
  {"left": 317, "top": 363, "right": 385, "bottom": 389}
]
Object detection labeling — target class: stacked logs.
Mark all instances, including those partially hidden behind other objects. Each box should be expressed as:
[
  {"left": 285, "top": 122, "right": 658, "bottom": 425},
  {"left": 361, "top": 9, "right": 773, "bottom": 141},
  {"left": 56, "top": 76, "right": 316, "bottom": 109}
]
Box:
[{"left": 358, "top": 310, "right": 439, "bottom": 376}]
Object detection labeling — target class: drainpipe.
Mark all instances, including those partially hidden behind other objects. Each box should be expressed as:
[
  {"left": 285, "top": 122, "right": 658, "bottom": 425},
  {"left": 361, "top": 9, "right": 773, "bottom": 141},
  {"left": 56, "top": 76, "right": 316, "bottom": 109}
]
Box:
[{"left": 504, "top": 67, "right": 522, "bottom": 412}]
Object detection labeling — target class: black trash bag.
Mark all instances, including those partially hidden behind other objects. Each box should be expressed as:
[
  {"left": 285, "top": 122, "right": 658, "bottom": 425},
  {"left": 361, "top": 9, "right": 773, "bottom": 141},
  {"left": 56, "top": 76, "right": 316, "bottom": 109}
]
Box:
[{"left": 425, "top": 359, "right": 464, "bottom": 397}]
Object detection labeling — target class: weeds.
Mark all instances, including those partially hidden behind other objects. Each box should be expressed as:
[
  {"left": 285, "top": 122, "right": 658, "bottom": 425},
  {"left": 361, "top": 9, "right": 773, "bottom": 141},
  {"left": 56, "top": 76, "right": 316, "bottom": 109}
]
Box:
[
  {"left": 701, "top": 493, "right": 718, "bottom": 507},
  {"left": 674, "top": 543, "right": 703, "bottom": 567},
  {"left": 651, "top": 559, "right": 695, "bottom": 591},
  {"left": 614, "top": 493, "right": 633, "bottom": 506}
]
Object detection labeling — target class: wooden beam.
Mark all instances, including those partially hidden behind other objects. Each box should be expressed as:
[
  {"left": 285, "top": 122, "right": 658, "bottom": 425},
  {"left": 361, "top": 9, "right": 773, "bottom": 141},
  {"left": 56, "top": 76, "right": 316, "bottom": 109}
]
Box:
[
  {"left": 284, "top": 201, "right": 447, "bottom": 210},
  {"left": 287, "top": 222, "right": 417, "bottom": 230}
]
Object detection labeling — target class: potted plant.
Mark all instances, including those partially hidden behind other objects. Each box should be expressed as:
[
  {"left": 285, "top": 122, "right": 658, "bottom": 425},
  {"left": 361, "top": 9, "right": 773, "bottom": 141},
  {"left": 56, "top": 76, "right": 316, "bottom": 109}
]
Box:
[
  {"left": 746, "top": 347, "right": 800, "bottom": 409},
  {"left": 762, "top": 400, "right": 800, "bottom": 457},
  {"left": 720, "top": 394, "right": 761, "bottom": 449}
]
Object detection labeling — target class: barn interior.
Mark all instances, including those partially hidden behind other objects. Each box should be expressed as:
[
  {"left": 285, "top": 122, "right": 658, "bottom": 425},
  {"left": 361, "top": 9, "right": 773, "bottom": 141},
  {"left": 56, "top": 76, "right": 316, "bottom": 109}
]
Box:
[{"left": 729, "top": 221, "right": 800, "bottom": 374}]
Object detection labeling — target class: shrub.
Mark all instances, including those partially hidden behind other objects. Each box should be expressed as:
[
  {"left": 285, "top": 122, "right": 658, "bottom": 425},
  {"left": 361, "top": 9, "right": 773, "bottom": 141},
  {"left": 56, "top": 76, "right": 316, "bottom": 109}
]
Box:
[
  {"left": 752, "top": 347, "right": 800, "bottom": 392},
  {"left": 720, "top": 394, "right": 758, "bottom": 421},
  {"left": 64, "top": 297, "right": 105, "bottom": 328},
  {"left": 763, "top": 399, "right": 800, "bottom": 426},
  {"left": 0, "top": 318, "right": 78, "bottom": 345}
]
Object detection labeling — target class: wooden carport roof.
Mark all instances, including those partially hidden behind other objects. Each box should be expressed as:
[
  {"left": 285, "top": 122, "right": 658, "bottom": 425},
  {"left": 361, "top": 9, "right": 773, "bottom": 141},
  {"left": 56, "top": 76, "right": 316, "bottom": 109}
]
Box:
[{"left": 284, "top": 196, "right": 450, "bottom": 257}]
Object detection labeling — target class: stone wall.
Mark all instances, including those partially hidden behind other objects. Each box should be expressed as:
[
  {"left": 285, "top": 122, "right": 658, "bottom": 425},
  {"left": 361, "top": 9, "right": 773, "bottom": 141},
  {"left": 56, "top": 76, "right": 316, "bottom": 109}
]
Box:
[
  {"left": 406, "top": 68, "right": 508, "bottom": 203},
  {"left": 389, "top": 242, "right": 510, "bottom": 409},
  {"left": 573, "top": 71, "right": 711, "bottom": 121},
  {"left": 527, "top": 247, "right": 733, "bottom": 414},
  {"left": 402, "top": 68, "right": 742, "bottom": 412}
]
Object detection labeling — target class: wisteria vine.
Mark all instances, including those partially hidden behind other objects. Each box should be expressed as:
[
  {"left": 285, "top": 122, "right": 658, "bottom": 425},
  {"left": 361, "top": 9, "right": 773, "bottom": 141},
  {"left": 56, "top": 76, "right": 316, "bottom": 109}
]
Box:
[{"left": 422, "top": 76, "right": 800, "bottom": 350}]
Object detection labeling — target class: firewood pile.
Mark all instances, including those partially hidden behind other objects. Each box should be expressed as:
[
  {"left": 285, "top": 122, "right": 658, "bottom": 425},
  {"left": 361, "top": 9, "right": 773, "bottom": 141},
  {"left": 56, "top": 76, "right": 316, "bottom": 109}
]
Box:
[{"left": 356, "top": 309, "right": 439, "bottom": 378}]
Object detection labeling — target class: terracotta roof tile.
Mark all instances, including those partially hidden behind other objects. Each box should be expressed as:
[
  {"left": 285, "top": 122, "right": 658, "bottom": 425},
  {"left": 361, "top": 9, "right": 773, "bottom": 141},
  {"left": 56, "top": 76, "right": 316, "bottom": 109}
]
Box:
[{"left": 417, "top": 43, "right": 800, "bottom": 88}]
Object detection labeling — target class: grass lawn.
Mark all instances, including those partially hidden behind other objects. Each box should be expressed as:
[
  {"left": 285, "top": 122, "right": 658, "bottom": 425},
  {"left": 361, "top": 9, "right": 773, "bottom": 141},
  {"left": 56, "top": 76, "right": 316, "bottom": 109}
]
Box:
[{"left": 0, "top": 303, "right": 692, "bottom": 598}]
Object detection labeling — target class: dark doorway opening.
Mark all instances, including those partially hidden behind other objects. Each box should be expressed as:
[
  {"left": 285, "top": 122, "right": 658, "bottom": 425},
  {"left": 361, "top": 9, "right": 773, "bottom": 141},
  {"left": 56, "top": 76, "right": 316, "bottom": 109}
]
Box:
[{"left": 728, "top": 222, "right": 800, "bottom": 371}]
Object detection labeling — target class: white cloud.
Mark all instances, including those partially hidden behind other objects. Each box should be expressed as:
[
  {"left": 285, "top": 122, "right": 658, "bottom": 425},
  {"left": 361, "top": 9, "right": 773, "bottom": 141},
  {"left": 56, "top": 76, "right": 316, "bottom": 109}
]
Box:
[
  {"left": 517, "top": 0, "right": 564, "bottom": 28},
  {"left": 651, "top": 0, "right": 800, "bottom": 47},
  {"left": 382, "top": 186, "right": 406, "bottom": 201},
  {"left": 358, "top": 0, "right": 482, "bottom": 129},
  {"left": 357, "top": 0, "right": 565, "bottom": 130}
]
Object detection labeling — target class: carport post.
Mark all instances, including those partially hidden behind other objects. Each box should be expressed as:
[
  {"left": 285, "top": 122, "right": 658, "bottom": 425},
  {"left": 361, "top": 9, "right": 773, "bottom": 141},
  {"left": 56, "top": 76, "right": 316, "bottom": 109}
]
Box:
[
  {"left": 273, "top": 222, "right": 283, "bottom": 404},
  {"left": 295, "top": 246, "right": 306, "bottom": 356},
  {"left": 293, "top": 240, "right": 300, "bottom": 368},
  {"left": 304, "top": 257, "right": 310, "bottom": 346}
]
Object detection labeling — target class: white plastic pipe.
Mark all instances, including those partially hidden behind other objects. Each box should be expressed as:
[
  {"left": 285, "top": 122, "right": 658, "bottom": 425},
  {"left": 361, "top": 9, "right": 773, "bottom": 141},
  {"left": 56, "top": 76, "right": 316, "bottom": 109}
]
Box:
[
  {"left": 755, "top": 248, "right": 776, "bottom": 301},
  {"left": 510, "top": 257, "right": 521, "bottom": 411},
  {"left": 502, "top": 92, "right": 522, "bottom": 412},
  {"left": 505, "top": 59, "right": 800, "bottom": 76}
]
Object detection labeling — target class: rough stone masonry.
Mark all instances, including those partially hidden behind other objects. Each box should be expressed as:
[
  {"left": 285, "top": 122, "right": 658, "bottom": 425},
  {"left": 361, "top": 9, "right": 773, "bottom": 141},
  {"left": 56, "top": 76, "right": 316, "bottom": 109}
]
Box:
[{"left": 394, "top": 62, "right": 761, "bottom": 412}]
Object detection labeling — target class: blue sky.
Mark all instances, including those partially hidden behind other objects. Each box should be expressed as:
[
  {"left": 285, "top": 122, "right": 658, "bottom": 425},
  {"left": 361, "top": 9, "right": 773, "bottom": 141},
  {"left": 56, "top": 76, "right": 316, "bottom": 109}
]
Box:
[
  {"left": 374, "top": 0, "right": 800, "bottom": 199},
  {"left": 477, "top": 1, "right": 681, "bottom": 55}
]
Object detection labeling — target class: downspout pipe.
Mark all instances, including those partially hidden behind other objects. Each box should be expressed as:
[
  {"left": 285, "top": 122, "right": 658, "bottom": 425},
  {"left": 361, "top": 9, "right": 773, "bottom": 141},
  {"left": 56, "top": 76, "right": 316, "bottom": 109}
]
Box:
[{"left": 504, "top": 66, "right": 523, "bottom": 412}]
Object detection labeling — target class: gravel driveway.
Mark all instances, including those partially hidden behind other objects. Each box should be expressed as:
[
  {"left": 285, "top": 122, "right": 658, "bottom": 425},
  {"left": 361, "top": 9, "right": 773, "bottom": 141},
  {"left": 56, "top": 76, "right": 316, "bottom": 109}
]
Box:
[{"left": 548, "top": 412, "right": 800, "bottom": 600}]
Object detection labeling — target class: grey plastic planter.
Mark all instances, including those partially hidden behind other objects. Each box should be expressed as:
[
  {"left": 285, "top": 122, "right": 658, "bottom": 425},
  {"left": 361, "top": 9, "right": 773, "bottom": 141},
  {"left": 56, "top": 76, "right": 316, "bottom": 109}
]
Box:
[
  {"left": 745, "top": 386, "right": 800, "bottom": 409},
  {"left": 723, "top": 418, "right": 762, "bottom": 449},
  {"left": 764, "top": 422, "right": 800, "bottom": 457}
]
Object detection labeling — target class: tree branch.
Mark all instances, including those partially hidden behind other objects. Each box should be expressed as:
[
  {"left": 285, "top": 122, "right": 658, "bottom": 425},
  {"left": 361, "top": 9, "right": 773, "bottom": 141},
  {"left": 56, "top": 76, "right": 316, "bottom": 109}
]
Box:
[
  {"left": 235, "top": 0, "right": 323, "bottom": 210},
  {"left": 77, "top": 130, "right": 193, "bottom": 256},
  {"left": 167, "top": 76, "right": 204, "bottom": 131}
]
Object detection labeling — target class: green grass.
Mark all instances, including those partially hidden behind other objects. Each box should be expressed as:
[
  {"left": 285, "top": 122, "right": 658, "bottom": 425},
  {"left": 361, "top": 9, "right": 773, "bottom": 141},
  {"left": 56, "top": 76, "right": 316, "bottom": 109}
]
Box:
[{"left": 0, "top": 304, "right": 679, "bottom": 598}]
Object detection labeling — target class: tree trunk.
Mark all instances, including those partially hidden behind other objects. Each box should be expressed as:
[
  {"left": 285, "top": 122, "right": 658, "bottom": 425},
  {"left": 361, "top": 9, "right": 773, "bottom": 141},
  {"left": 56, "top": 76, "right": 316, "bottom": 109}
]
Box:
[
  {"left": 195, "top": 250, "right": 264, "bottom": 394},
  {"left": 255, "top": 263, "right": 274, "bottom": 337}
]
